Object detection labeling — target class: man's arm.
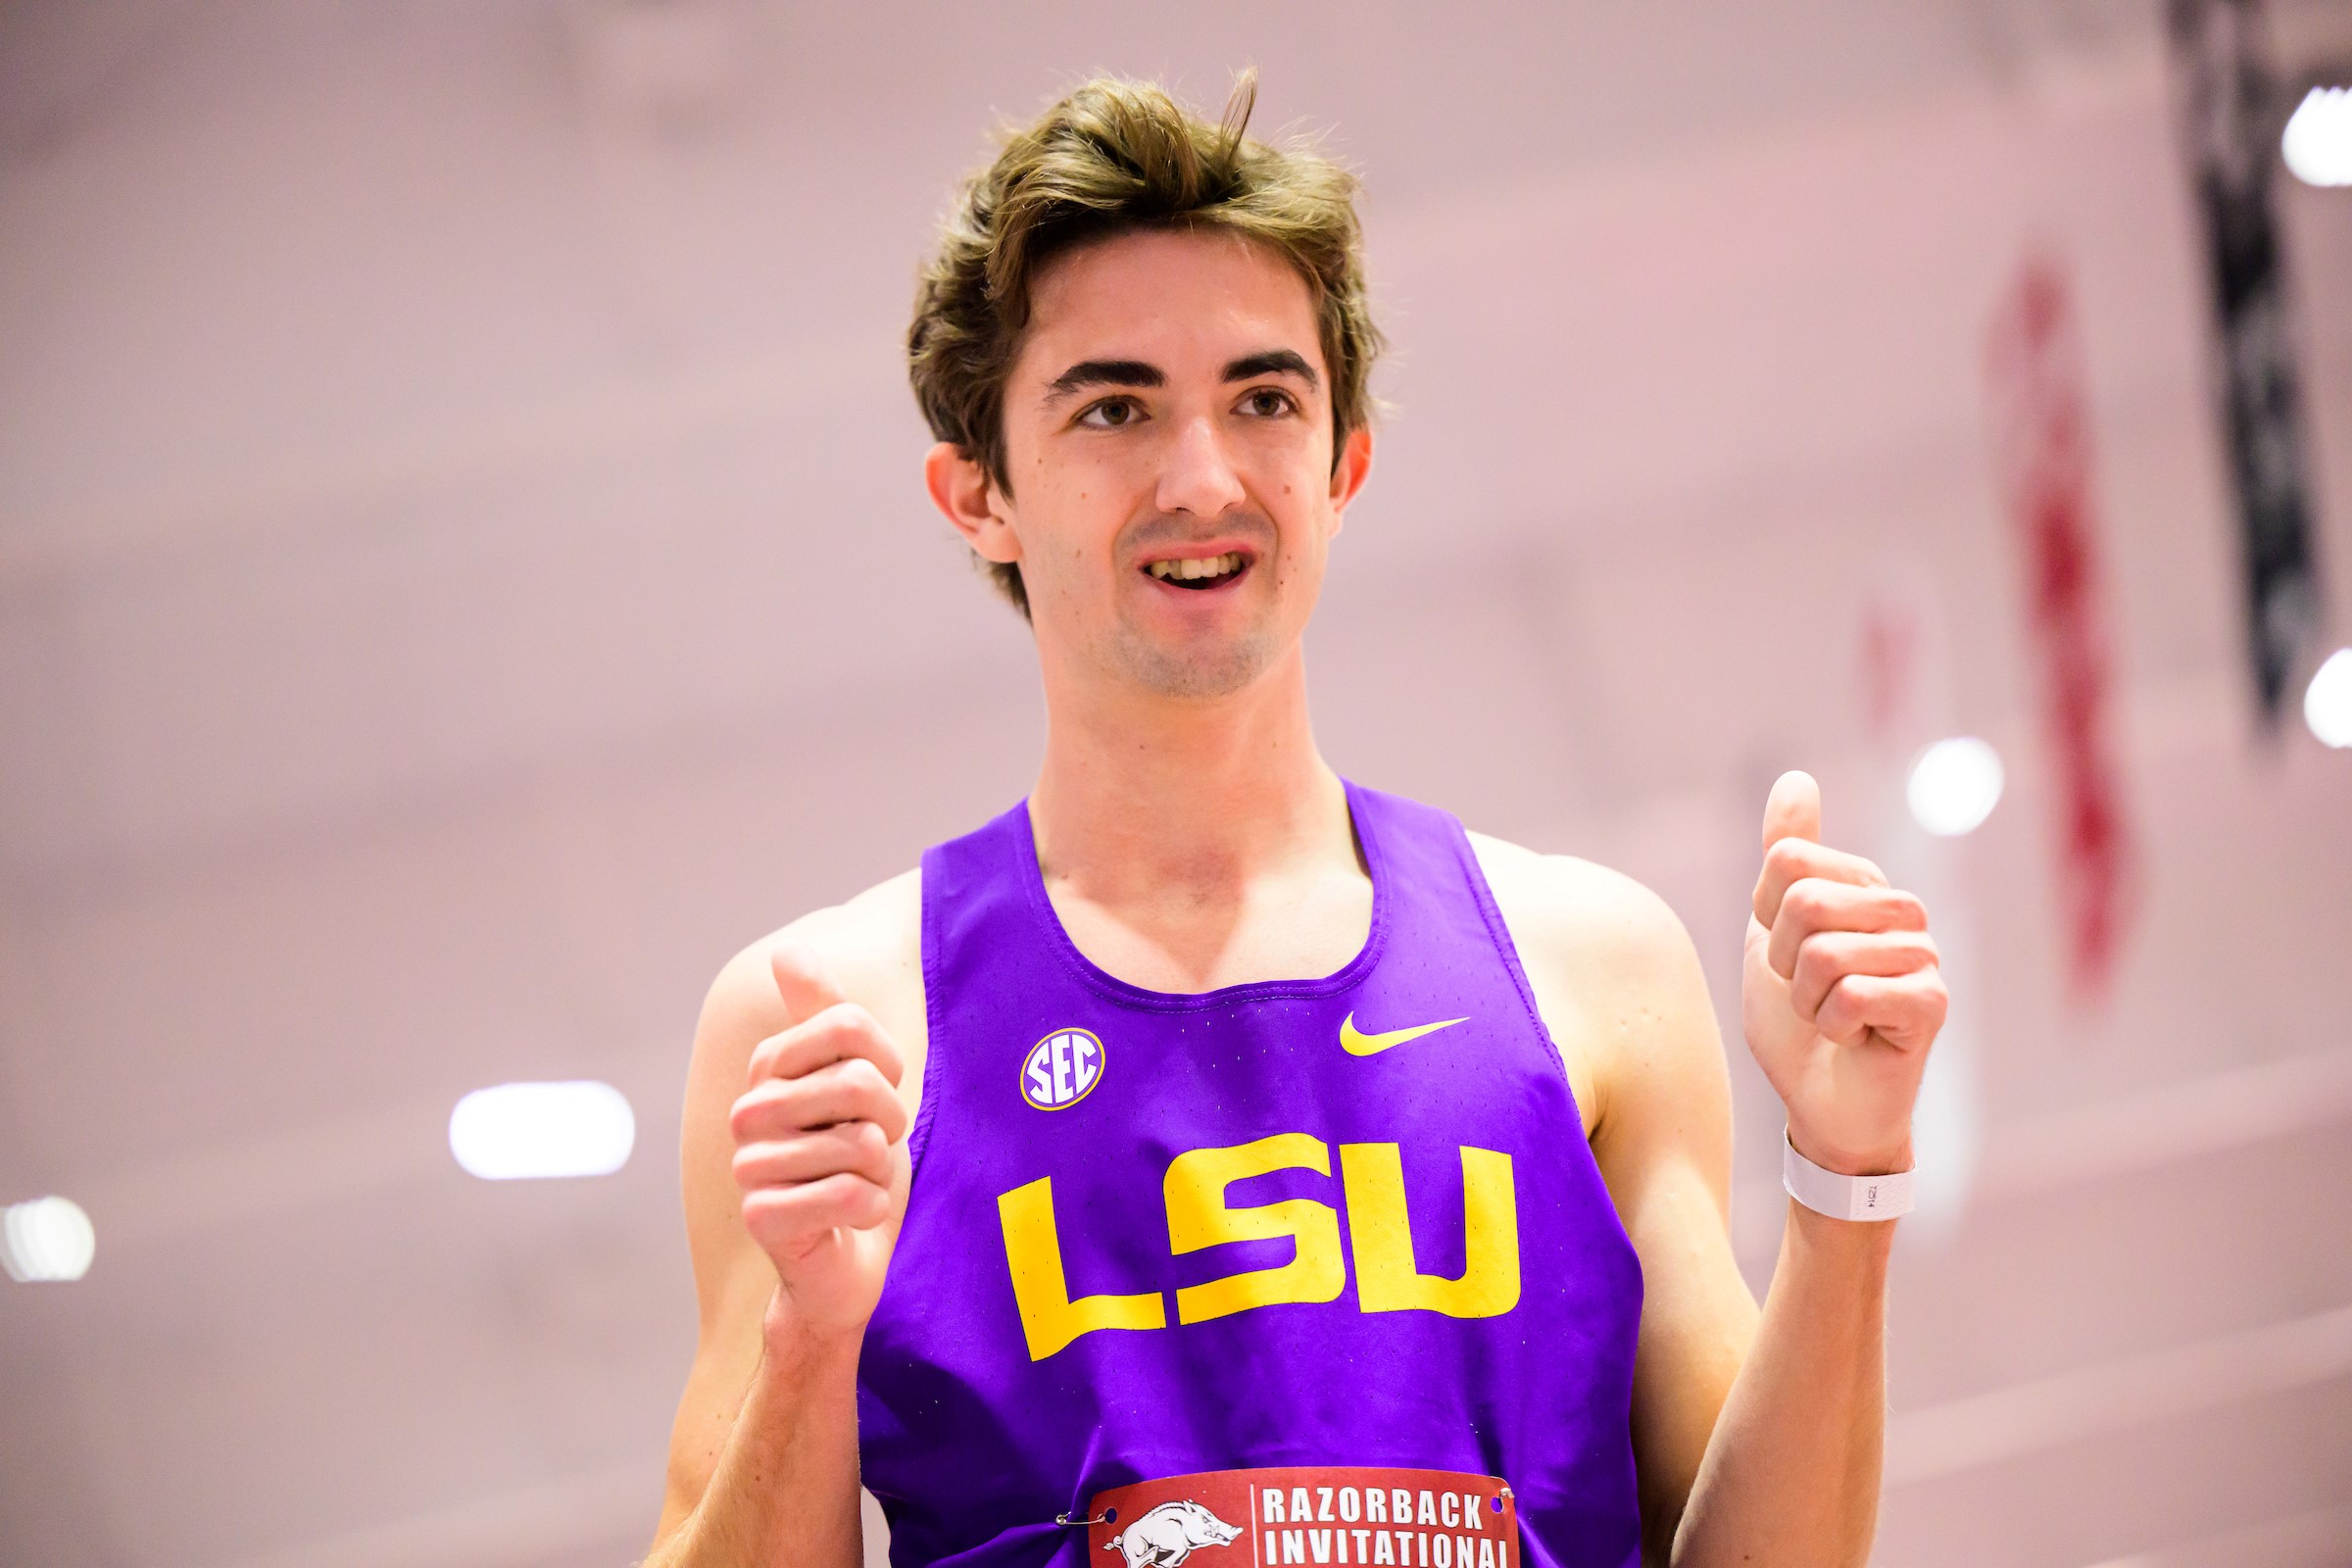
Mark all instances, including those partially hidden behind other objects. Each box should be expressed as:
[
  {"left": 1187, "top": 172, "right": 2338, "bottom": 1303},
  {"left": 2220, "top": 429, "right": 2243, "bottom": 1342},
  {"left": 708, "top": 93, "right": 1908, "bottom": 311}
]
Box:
[
  {"left": 645, "top": 873, "right": 926, "bottom": 1568},
  {"left": 1478, "top": 837, "right": 1758, "bottom": 1560},
  {"left": 1658, "top": 772, "right": 1942, "bottom": 1566},
  {"left": 1573, "top": 882, "right": 1896, "bottom": 1566},
  {"left": 1476, "top": 773, "right": 1942, "bottom": 1566}
]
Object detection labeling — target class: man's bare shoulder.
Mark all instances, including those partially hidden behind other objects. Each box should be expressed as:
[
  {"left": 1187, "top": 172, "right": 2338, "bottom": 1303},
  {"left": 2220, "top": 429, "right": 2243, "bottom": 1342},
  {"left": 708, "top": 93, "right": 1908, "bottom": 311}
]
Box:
[
  {"left": 1464, "top": 829, "right": 1700, "bottom": 986},
  {"left": 1466, "top": 828, "right": 1726, "bottom": 1149},
  {"left": 1467, "top": 829, "right": 1724, "bottom": 1120},
  {"left": 697, "top": 868, "right": 927, "bottom": 1059}
]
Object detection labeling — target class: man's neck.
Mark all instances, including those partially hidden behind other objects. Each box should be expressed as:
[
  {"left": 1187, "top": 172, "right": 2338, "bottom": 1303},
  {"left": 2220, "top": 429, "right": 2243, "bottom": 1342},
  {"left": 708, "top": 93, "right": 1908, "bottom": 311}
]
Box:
[{"left": 1026, "top": 647, "right": 1357, "bottom": 908}]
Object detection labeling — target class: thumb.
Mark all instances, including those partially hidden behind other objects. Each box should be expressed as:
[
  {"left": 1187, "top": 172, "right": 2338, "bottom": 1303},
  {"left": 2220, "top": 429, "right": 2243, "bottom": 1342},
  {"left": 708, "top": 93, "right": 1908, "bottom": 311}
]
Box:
[
  {"left": 769, "top": 938, "right": 848, "bottom": 1025},
  {"left": 1761, "top": 769, "right": 1822, "bottom": 851}
]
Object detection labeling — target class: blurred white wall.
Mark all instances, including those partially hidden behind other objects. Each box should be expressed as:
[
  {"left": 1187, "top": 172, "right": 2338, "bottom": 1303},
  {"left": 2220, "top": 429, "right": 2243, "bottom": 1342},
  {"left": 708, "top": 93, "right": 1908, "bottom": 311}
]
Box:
[{"left": 3, "top": 4, "right": 2350, "bottom": 1566}]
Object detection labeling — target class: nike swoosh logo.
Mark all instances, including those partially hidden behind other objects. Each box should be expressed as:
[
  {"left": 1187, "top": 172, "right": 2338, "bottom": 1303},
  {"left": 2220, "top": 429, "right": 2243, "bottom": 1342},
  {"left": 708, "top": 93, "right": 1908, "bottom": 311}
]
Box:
[{"left": 1339, "top": 1012, "right": 1469, "bottom": 1056}]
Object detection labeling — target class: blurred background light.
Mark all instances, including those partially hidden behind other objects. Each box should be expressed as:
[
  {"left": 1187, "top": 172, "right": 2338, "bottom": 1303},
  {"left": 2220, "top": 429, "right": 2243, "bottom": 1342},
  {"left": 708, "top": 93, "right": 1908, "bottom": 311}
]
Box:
[
  {"left": 449, "top": 1081, "right": 636, "bottom": 1180},
  {"left": 1, "top": 1196, "right": 97, "bottom": 1283},
  {"left": 2282, "top": 85, "right": 2352, "bottom": 186},
  {"left": 1907, "top": 736, "right": 2005, "bottom": 837},
  {"left": 2306, "top": 647, "right": 2352, "bottom": 747}
]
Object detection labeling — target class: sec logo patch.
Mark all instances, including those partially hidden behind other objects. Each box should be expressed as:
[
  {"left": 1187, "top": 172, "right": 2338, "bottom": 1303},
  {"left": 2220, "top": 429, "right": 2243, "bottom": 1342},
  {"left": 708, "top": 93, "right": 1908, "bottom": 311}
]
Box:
[{"left": 1020, "top": 1027, "right": 1104, "bottom": 1111}]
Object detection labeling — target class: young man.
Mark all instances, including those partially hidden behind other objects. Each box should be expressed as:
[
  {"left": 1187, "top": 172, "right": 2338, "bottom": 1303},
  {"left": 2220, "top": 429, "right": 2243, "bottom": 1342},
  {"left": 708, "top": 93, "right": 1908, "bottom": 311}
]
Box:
[{"left": 647, "top": 76, "right": 1945, "bottom": 1568}]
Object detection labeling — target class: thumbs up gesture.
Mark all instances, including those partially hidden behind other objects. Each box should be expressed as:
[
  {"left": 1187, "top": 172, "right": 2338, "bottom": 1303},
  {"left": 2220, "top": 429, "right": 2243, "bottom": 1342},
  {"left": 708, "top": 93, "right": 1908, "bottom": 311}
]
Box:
[
  {"left": 1742, "top": 771, "right": 1947, "bottom": 1178},
  {"left": 728, "top": 942, "right": 910, "bottom": 1338}
]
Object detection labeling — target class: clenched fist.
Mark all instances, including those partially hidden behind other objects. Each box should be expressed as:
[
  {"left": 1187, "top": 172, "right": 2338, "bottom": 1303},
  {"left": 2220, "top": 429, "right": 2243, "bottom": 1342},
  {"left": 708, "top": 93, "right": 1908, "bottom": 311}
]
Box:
[
  {"left": 1742, "top": 770, "right": 1947, "bottom": 1180},
  {"left": 729, "top": 942, "right": 910, "bottom": 1340}
]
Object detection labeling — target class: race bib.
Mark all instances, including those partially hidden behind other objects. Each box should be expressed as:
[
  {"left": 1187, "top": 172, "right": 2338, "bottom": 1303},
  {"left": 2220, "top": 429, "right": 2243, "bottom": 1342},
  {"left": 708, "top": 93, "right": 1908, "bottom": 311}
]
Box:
[{"left": 1088, "top": 1467, "right": 1517, "bottom": 1568}]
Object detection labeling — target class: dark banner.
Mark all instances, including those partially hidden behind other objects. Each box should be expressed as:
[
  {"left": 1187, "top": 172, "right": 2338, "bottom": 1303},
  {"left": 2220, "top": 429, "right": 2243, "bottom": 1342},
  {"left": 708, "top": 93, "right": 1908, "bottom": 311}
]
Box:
[{"left": 2168, "top": 0, "right": 2325, "bottom": 721}]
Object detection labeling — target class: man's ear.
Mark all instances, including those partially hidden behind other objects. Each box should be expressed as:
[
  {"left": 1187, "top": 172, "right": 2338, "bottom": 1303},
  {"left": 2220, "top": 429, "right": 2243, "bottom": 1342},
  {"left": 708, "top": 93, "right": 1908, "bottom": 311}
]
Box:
[
  {"left": 925, "top": 442, "right": 1020, "bottom": 564},
  {"left": 1327, "top": 424, "right": 1374, "bottom": 519}
]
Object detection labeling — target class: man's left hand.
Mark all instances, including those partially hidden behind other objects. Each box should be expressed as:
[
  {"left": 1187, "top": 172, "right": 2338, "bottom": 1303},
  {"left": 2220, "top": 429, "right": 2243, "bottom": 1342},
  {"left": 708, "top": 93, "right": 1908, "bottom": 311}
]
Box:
[{"left": 1742, "top": 770, "right": 1948, "bottom": 1177}]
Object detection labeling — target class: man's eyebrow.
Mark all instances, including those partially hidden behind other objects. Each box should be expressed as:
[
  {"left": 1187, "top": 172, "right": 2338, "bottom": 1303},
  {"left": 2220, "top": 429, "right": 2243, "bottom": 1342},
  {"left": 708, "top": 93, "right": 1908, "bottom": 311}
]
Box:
[
  {"left": 1045, "top": 359, "right": 1165, "bottom": 400},
  {"left": 1223, "top": 350, "right": 1319, "bottom": 389}
]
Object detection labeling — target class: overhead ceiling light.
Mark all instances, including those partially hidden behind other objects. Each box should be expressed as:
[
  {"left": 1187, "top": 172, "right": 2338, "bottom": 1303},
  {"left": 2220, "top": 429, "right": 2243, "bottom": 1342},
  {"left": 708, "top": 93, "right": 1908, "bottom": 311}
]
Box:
[
  {"left": 450, "top": 1081, "right": 636, "bottom": 1181},
  {"left": 2307, "top": 647, "right": 2352, "bottom": 748},
  {"left": 2, "top": 1196, "right": 96, "bottom": 1283},
  {"left": 2282, "top": 85, "right": 2352, "bottom": 187},
  {"left": 1907, "top": 737, "right": 2005, "bottom": 837}
]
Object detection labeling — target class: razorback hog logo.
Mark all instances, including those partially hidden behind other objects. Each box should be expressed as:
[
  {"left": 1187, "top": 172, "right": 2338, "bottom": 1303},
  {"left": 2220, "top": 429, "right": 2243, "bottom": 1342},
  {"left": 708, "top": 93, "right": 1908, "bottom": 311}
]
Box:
[{"left": 1104, "top": 1499, "right": 1244, "bottom": 1568}]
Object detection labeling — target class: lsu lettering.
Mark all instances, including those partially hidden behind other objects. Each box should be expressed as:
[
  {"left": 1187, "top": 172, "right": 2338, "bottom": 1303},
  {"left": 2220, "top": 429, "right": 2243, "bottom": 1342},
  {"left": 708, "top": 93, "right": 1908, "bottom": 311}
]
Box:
[
  {"left": 1167, "top": 1133, "right": 1347, "bottom": 1324},
  {"left": 1342, "top": 1145, "right": 1520, "bottom": 1319},
  {"left": 998, "top": 1137, "right": 1520, "bottom": 1361},
  {"left": 997, "top": 1177, "right": 1165, "bottom": 1360}
]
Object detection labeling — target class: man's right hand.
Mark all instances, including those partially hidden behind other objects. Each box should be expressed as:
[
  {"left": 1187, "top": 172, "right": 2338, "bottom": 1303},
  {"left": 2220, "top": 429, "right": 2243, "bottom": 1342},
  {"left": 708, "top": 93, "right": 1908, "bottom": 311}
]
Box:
[{"left": 728, "top": 941, "right": 910, "bottom": 1343}]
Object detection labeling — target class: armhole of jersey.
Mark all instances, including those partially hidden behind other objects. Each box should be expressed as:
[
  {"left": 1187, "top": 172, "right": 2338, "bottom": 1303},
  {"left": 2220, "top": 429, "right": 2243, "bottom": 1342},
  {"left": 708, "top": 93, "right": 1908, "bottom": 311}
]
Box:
[
  {"left": 905, "top": 855, "right": 947, "bottom": 1183},
  {"left": 1446, "top": 819, "right": 1590, "bottom": 1135}
]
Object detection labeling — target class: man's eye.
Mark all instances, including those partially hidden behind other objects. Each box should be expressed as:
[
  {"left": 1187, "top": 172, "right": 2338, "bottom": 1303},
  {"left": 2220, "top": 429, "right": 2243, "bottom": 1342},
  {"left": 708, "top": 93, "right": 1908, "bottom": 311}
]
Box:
[
  {"left": 1078, "top": 398, "right": 1142, "bottom": 428},
  {"left": 1240, "top": 388, "right": 1297, "bottom": 417}
]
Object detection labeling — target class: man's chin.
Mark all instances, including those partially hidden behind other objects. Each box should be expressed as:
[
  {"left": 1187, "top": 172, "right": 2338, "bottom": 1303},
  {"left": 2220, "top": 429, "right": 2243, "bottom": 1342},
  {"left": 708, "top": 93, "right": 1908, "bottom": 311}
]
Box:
[{"left": 1110, "top": 627, "right": 1279, "bottom": 701}]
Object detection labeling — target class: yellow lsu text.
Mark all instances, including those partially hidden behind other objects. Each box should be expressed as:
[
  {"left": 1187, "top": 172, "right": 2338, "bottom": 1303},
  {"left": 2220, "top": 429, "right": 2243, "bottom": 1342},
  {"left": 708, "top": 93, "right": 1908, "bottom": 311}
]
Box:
[{"left": 997, "top": 1136, "right": 1520, "bottom": 1361}]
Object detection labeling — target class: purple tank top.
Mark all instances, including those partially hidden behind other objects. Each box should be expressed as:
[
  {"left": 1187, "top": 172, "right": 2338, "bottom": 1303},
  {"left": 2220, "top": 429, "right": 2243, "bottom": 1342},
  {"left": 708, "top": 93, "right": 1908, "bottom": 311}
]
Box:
[{"left": 858, "top": 781, "right": 1644, "bottom": 1568}]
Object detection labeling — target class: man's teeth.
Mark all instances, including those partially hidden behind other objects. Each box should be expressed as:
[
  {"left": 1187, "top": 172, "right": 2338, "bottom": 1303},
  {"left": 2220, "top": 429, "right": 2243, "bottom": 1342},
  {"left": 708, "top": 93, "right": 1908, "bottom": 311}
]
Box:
[{"left": 1147, "top": 552, "right": 1245, "bottom": 583}]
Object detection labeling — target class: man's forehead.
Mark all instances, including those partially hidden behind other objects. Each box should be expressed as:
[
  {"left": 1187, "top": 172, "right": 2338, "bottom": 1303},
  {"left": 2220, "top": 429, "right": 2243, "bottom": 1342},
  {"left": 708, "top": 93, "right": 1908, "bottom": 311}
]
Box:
[{"left": 1019, "top": 227, "right": 1324, "bottom": 382}]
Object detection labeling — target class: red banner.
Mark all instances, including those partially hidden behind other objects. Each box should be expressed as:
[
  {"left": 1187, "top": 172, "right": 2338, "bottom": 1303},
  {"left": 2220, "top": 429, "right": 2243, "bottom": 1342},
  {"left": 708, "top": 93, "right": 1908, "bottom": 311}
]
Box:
[
  {"left": 1087, "top": 1466, "right": 1517, "bottom": 1568},
  {"left": 1985, "top": 255, "right": 2138, "bottom": 999}
]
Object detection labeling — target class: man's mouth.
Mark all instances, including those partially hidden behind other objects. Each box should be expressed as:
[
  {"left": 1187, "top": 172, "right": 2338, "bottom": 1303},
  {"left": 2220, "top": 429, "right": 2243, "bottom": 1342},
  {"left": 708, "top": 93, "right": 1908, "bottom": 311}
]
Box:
[{"left": 1143, "top": 551, "right": 1248, "bottom": 590}]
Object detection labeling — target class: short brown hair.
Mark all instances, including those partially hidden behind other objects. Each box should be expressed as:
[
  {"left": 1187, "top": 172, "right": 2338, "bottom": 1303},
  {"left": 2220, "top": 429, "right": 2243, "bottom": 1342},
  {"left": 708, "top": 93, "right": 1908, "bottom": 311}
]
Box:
[{"left": 907, "top": 72, "right": 1382, "bottom": 618}]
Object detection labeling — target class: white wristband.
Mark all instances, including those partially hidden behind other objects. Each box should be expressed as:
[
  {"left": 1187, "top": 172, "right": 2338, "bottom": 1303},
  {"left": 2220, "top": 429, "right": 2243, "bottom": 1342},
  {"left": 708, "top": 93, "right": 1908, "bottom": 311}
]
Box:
[{"left": 1783, "top": 1129, "right": 1915, "bottom": 1221}]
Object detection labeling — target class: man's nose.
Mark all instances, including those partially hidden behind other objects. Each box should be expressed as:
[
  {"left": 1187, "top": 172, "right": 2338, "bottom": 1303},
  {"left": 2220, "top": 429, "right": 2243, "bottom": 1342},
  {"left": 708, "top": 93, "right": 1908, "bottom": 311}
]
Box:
[{"left": 1154, "top": 413, "right": 1247, "bottom": 519}]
